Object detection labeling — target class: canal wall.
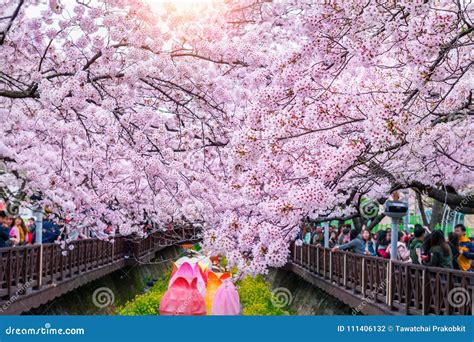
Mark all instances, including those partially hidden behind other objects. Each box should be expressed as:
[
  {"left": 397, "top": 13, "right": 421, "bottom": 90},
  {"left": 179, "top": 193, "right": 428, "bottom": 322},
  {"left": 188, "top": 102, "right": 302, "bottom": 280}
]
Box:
[{"left": 266, "top": 268, "right": 353, "bottom": 315}]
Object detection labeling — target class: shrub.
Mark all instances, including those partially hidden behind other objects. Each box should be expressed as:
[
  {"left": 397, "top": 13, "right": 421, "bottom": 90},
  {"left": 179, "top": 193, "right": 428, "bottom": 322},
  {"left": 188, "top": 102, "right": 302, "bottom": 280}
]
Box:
[
  {"left": 242, "top": 303, "right": 285, "bottom": 316},
  {"left": 116, "top": 271, "right": 170, "bottom": 316},
  {"left": 116, "top": 270, "right": 289, "bottom": 316},
  {"left": 236, "top": 275, "right": 288, "bottom": 316},
  {"left": 116, "top": 291, "right": 164, "bottom": 316}
]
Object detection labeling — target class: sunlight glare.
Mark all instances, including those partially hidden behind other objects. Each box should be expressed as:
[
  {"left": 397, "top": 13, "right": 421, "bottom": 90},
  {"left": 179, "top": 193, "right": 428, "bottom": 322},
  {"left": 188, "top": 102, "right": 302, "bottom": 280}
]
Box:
[{"left": 146, "top": 0, "right": 212, "bottom": 10}]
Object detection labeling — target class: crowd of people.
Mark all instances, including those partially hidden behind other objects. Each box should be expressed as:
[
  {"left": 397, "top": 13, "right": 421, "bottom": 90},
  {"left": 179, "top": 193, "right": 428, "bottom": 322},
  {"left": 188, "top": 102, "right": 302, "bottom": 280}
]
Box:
[
  {"left": 0, "top": 210, "right": 95, "bottom": 248},
  {"left": 0, "top": 211, "right": 36, "bottom": 247},
  {"left": 299, "top": 223, "right": 474, "bottom": 271},
  {"left": 2, "top": 208, "right": 473, "bottom": 273},
  {"left": 0, "top": 209, "right": 128, "bottom": 249}
]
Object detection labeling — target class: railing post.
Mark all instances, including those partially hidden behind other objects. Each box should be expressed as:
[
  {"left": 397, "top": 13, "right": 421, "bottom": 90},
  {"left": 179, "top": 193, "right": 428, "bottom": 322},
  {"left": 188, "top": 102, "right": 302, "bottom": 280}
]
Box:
[
  {"left": 70, "top": 243, "right": 75, "bottom": 276},
  {"left": 361, "top": 258, "right": 366, "bottom": 296},
  {"left": 323, "top": 249, "right": 327, "bottom": 278},
  {"left": 343, "top": 253, "right": 347, "bottom": 287},
  {"left": 329, "top": 250, "right": 333, "bottom": 282},
  {"left": 307, "top": 245, "right": 311, "bottom": 270},
  {"left": 446, "top": 272, "right": 452, "bottom": 315},
  {"left": 59, "top": 248, "right": 64, "bottom": 281},
  {"left": 299, "top": 246, "right": 303, "bottom": 266},
  {"left": 49, "top": 245, "right": 55, "bottom": 284},
  {"left": 293, "top": 243, "right": 296, "bottom": 263},
  {"left": 387, "top": 261, "right": 393, "bottom": 308},
  {"left": 316, "top": 246, "right": 320, "bottom": 274},
  {"left": 405, "top": 264, "right": 411, "bottom": 315},
  {"left": 37, "top": 244, "right": 43, "bottom": 289},
  {"left": 422, "top": 268, "right": 429, "bottom": 315},
  {"left": 112, "top": 240, "right": 115, "bottom": 263},
  {"left": 7, "top": 249, "right": 12, "bottom": 298}
]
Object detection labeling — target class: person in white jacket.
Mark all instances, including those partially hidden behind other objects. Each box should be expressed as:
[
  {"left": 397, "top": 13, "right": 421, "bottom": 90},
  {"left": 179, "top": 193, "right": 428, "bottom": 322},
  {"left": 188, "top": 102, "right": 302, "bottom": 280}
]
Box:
[{"left": 386, "top": 231, "right": 412, "bottom": 262}]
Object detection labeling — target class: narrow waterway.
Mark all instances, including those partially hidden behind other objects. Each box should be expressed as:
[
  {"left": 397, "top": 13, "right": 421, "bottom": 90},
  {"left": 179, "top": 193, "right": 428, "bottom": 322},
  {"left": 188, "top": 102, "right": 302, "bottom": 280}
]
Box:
[
  {"left": 25, "top": 249, "right": 352, "bottom": 315},
  {"left": 266, "top": 268, "right": 353, "bottom": 315}
]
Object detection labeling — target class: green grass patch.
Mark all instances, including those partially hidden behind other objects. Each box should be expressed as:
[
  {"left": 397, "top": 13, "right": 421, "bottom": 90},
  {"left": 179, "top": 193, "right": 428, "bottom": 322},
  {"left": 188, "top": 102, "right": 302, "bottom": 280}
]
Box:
[{"left": 116, "top": 271, "right": 290, "bottom": 316}]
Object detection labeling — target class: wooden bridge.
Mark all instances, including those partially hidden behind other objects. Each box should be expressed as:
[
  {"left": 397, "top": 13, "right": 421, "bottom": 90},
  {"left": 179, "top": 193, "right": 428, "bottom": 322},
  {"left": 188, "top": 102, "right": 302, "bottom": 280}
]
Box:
[
  {"left": 0, "top": 226, "right": 200, "bottom": 314},
  {"left": 287, "top": 243, "right": 474, "bottom": 315},
  {"left": 1, "top": 228, "right": 472, "bottom": 316}
]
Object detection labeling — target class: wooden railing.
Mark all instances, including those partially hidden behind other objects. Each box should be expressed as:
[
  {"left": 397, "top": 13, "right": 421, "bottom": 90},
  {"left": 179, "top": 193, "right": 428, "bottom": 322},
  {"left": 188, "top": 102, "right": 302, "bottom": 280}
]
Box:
[
  {"left": 0, "top": 226, "right": 201, "bottom": 312},
  {"left": 290, "top": 243, "right": 474, "bottom": 315}
]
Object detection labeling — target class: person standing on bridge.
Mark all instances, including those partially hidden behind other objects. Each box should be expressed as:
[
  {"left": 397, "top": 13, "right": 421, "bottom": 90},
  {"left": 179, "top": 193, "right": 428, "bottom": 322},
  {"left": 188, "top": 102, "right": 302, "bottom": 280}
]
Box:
[
  {"left": 455, "top": 224, "right": 472, "bottom": 271},
  {"left": 8, "top": 218, "right": 21, "bottom": 247},
  {"left": 421, "top": 230, "right": 453, "bottom": 269},
  {"left": 386, "top": 231, "right": 411, "bottom": 262},
  {"left": 303, "top": 224, "right": 312, "bottom": 244},
  {"left": 328, "top": 231, "right": 338, "bottom": 248},
  {"left": 376, "top": 230, "right": 390, "bottom": 258},
  {"left": 409, "top": 225, "right": 426, "bottom": 264},
  {"left": 332, "top": 229, "right": 375, "bottom": 256},
  {"left": 0, "top": 212, "right": 11, "bottom": 248},
  {"left": 447, "top": 232, "right": 460, "bottom": 270},
  {"left": 337, "top": 225, "right": 351, "bottom": 245}
]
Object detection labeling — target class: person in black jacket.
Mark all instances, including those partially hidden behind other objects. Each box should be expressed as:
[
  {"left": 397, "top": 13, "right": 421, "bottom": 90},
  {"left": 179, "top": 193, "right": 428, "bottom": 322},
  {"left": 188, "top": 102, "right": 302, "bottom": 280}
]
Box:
[
  {"left": 448, "top": 232, "right": 460, "bottom": 269},
  {"left": 0, "top": 211, "right": 11, "bottom": 248},
  {"left": 41, "top": 220, "right": 62, "bottom": 243}
]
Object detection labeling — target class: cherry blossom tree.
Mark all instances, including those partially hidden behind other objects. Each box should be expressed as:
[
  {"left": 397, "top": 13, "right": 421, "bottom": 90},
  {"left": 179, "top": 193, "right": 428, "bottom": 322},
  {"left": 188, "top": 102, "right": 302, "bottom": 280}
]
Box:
[
  {"left": 199, "top": 0, "right": 474, "bottom": 274},
  {"left": 1, "top": 0, "right": 473, "bottom": 274},
  {"left": 0, "top": 0, "right": 243, "bottom": 236}
]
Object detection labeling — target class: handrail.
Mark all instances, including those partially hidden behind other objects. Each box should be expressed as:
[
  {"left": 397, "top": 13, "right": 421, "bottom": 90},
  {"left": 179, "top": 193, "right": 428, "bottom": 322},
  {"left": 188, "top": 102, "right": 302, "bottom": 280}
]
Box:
[
  {"left": 289, "top": 242, "right": 474, "bottom": 315},
  {"left": 0, "top": 227, "right": 201, "bottom": 313}
]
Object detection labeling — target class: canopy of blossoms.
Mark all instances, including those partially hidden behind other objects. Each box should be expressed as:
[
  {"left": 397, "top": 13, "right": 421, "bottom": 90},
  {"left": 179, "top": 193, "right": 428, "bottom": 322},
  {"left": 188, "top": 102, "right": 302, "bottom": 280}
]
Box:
[{"left": 1, "top": 0, "right": 472, "bottom": 274}]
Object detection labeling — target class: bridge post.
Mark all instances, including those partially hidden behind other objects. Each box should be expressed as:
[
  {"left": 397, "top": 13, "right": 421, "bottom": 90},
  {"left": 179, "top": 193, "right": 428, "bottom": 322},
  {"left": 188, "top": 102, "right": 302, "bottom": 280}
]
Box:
[
  {"left": 343, "top": 253, "right": 347, "bottom": 287},
  {"left": 293, "top": 243, "right": 296, "bottom": 263},
  {"left": 329, "top": 251, "right": 332, "bottom": 282},
  {"left": 300, "top": 245, "right": 303, "bottom": 266},
  {"left": 361, "top": 258, "right": 366, "bottom": 296},
  {"left": 316, "top": 246, "right": 320, "bottom": 274},
  {"left": 112, "top": 239, "right": 115, "bottom": 263},
  {"left": 323, "top": 249, "right": 326, "bottom": 278},
  {"left": 422, "top": 268, "right": 429, "bottom": 315},
  {"left": 37, "top": 244, "right": 43, "bottom": 289},
  {"left": 386, "top": 261, "right": 394, "bottom": 308},
  {"left": 307, "top": 245, "right": 311, "bottom": 269},
  {"left": 6, "top": 249, "right": 12, "bottom": 298}
]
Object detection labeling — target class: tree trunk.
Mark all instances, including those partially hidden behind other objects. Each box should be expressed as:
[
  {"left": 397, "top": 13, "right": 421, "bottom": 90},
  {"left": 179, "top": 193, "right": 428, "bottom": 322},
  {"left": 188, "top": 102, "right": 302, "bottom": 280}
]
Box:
[
  {"left": 416, "top": 191, "right": 430, "bottom": 227},
  {"left": 429, "top": 199, "right": 445, "bottom": 231},
  {"left": 352, "top": 217, "right": 366, "bottom": 232}
]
